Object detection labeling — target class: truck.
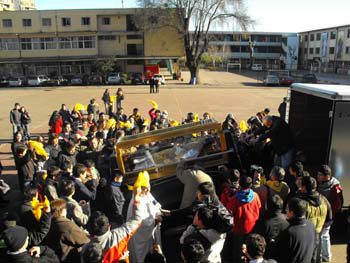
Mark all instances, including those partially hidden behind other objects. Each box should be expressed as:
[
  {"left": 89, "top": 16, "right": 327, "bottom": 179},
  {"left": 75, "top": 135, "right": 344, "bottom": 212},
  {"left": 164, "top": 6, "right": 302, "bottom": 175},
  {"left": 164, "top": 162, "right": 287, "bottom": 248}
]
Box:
[
  {"left": 288, "top": 83, "right": 350, "bottom": 204},
  {"left": 145, "top": 64, "right": 160, "bottom": 83}
]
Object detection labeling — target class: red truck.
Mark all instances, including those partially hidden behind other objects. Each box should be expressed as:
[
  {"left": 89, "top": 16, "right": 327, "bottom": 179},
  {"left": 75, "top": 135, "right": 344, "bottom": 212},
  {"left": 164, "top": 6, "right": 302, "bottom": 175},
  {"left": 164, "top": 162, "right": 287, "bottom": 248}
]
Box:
[{"left": 145, "top": 64, "right": 160, "bottom": 83}]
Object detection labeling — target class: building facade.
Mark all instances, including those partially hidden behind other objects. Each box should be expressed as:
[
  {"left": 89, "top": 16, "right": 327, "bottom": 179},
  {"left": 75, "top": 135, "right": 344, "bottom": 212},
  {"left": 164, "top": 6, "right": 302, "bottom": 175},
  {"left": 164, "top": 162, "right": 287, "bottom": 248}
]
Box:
[
  {"left": 0, "top": 0, "right": 36, "bottom": 11},
  {"left": 299, "top": 25, "right": 350, "bottom": 73},
  {"left": 204, "top": 31, "right": 299, "bottom": 70},
  {"left": 0, "top": 8, "right": 184, "bottom": 77}
]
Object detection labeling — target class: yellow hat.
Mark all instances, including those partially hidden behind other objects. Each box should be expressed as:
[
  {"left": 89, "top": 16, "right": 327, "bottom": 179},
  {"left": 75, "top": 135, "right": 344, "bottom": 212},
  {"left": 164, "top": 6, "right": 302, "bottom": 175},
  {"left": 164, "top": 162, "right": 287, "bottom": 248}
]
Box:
[
  {"left": 74, "top": 103, "right": 85, "bottom": 112},
  {"left": 239, "top": 120, "right": 249, "bottom": 133},
  {"left": 133, "top": 171, "right": 150, "bottom": 190},
  {"left": 28, "top": 141, "right": 48, "bottom": 158},
  {"left": 106, "top": 118, "right": 117, "bottom": 130},
  {"left": 32, "top": 195, "right": 50, "bottom": 222},
  {"left": 149, "top": 100, "right": 158, "bottom": 110}
]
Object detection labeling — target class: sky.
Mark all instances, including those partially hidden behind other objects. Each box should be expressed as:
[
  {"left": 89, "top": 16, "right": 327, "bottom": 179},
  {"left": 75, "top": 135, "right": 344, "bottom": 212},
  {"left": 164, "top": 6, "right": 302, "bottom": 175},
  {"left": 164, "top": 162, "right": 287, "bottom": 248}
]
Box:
[{"left": 36, "top": 0, "right": 350, "bottom": 33}]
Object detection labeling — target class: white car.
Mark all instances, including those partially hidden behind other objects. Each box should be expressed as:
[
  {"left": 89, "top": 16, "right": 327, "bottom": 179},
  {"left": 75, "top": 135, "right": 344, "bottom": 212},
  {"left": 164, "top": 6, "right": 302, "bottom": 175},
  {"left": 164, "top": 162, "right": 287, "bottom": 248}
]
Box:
[
  {"left": 263, "top": 75, "right": 280, "bottom": 86},
  {"left": 9, "top": 77, "right": 23, "bottom": 87},
  {"left": 107, "top": 72, "right": 122, "bottom": 85},
  {"left": 252, "top": 64, "right": 263, "bottom": 71},
  {"left": 153, "top": 74, "right": 165, "bottom": 85},
  {"left": 27, "top": 75, "right": 49, "bottom": 86}
]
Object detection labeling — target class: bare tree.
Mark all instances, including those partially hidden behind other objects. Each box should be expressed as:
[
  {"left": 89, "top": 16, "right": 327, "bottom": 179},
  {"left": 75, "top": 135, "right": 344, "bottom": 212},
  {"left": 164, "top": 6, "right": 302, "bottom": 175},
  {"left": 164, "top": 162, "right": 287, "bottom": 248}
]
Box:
[{"left": 137, "top": 0, "right": 252, "bottom": 84}]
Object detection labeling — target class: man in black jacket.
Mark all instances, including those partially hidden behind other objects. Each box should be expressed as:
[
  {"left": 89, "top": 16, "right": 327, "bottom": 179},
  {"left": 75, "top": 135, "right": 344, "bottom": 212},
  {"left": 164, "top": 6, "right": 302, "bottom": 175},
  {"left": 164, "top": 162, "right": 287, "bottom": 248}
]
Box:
[
  {"left": 72, "top": 163, "right": 97, "bottom": 203},
  {"left": 253, "top": 194, "right": 289, "bottom": 258},
  {"left": 272, "top": 198, "right": 316, "bottom": 263},
  {"left": 253, "top": 115, "right": 294, "bottom": 169},
  {"left": 3, "top": 225, "right": 59, "bottom": 263},
  {"left": 16, "top": 145, "right": 35, "bottom": 193},
  {"left": 10, "top": 103, "right": 22, "bottom": 135}
]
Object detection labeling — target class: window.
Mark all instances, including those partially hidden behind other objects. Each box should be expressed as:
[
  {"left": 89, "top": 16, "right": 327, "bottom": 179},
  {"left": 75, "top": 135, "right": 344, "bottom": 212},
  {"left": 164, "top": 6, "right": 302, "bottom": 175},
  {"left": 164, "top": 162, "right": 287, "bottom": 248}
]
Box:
[
  {"left": 98, "top": 35, "right": 116, "bottom": 40},
  {"left": 304, "top": 35, "right": 308, "bottom": 41},
  {"left": 309, "top": 48, "right": 314, "bottom": 54},
  {"left": 316, "top": 33, "right": 321, "bottom": 41},
  {"left": 102, "top": 17, "right": 110, "bottom": 25},
  {"left": 330, "top": 31, "right": 336, "bottom": 40},
  {"left": 81, "top": 17, "right": 90, "bottom": 26},
  {"left": 304, "top": 48, "right": 308, "bottom": 54},
  {"left": 33, "top": 38, "right": 56, "bottom": 50},
  {"left": 347, "top": 30, "right": 350, "bottom": 38},
  {"left": 2, "top": 19, "right": 12, "bottom": 28},
  {"left": 0, "top": 38, "right": 19, "bottom": 50},
  {"left": 329, "top": 47, "right": 335, "bottom": 54},
  {"left": 316, "top": 47, "right": 320, "bottom": 54},
  {"left": 127, "top": 34, "right": 143, "bottom": 40},
  {"left": 127, "top": 44, "right": 143, "bottom": 56},
  {"left": 59, "top": 36, "right": 95, "bottom": 49},
  {"left": 126, "top": 15, "right": 138, "bottom": 31},
  {"left": 22, "top": 19, "right": 32, "bottom": 27},
  {"left": 21, "top": 38, "right": 32, "bottom": 50},
  {"left": 310, "top": 34, "right": 314, "bottom": 41},
  {"left": 346, "top": 47, "right": 349, "bottom": 54},
  {"left": 42, "top": 18, "right": 51, "bottom": 26},
  {"left": 230, "top": 45, "right": 240, "bottom": 52},
  {"left": 62, "top": 17, "right": 71, "bottom": 26}
]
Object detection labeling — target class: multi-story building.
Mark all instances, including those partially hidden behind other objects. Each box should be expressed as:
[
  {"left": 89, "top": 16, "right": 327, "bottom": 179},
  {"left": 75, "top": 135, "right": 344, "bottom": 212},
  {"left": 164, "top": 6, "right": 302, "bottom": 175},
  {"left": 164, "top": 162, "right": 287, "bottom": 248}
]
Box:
[
  {"left": 204, "top": 31, "right": 299, "bottom": 70},
  {"left": 299, "top": 25, "right": 350, "bottom": 73},
  {"left": 0, "top": 8, "right": 184, "bottom": 77},
  {"left": 0, "top": 0, "right": 36, "bottom": 11}
]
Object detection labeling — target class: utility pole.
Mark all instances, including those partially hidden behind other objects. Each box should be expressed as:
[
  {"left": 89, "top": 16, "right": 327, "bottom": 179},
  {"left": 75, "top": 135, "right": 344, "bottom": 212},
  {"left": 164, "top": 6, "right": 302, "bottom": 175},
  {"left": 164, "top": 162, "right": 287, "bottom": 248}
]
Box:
[{"left": 121, "top": 0, "right": 124, "bottom": 8}]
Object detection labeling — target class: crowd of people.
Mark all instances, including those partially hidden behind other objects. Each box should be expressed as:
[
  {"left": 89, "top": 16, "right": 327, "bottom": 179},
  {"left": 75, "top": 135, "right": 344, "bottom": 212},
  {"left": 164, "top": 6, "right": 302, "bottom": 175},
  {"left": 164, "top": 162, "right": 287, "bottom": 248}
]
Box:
[{"left": 0, "top": 89, "right": 346, "bottom": 263}]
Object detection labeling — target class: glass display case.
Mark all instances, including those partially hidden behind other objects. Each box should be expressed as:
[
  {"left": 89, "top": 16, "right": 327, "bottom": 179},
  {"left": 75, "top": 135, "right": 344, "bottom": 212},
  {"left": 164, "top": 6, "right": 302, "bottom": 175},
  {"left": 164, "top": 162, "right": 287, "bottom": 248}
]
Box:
[{"left": 115, "top": 119, "right": 231, "bottom": 184}]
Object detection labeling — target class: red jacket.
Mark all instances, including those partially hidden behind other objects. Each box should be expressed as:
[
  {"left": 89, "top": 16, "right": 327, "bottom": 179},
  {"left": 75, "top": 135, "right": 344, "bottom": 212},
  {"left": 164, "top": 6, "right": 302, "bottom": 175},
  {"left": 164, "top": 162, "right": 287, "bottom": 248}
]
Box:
[
  {"left": 50, "top": 116, "right": 63, "bottom": 135},
  {"left": 231, "top": 189, "right": 261, "bottom": 235}
]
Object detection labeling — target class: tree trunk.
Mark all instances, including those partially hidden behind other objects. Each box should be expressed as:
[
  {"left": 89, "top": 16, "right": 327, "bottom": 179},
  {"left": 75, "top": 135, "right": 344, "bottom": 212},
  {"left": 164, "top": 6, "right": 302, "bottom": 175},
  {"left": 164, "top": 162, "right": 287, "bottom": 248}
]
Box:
[{"left": 189, "top": 65, "right": 200, "bottom": 85}]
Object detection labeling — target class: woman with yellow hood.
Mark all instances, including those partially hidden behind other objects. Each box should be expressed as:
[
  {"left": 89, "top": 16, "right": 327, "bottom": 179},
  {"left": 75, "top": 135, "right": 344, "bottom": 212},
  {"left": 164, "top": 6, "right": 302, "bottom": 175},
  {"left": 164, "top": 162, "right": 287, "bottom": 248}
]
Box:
[{"left": 127, "top": 171, "right": 162, "bottom": 263}]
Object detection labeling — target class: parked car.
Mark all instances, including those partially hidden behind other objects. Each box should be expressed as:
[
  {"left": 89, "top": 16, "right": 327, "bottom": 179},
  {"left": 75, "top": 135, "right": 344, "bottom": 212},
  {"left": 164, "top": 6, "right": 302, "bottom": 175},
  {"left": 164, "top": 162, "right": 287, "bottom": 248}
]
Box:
[
  {"left": 70, "top": 76, "right": 84, "bottom": 85},
  {"left": 47, "top": 76, "right": 69, "bottom": 86},
  {"left": 107, "top": 72, "right": 122, "bottom": 85},
  {"left": 9, "top": 77, "right": 24, "bottom": 87},
  {"left": 302, "top": 73, "right": 317, "bottom": 83},
  {"left": 27, "top": 75, "right": 49, "bottom": 86},
  {"left": 263, "top": 74, "right": 280, "bottom": 86},
  {"left": 0, "top": 77, "right": 10, "bottom": 87},
  {"left": 252, "top": 64, "right": 263, "bottom": 71},
  {"left": 88, "top": 75, "right": 104, "bottom": 85},
  {"left": 153, "top": 74, "right": 165, "bottom": 85},
  {"left": 132, "top": 72, "right": 145, "bottom": 85},
  {"left": 279, "top": 76, "right": 295, "bottom": 86}
]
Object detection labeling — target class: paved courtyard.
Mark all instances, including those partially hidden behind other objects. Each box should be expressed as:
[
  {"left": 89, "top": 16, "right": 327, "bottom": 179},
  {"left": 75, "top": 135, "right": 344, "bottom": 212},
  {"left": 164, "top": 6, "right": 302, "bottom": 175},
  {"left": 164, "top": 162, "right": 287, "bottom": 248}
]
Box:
[{"left": 0, "top": 70, "right": 346, "bottom": 262}]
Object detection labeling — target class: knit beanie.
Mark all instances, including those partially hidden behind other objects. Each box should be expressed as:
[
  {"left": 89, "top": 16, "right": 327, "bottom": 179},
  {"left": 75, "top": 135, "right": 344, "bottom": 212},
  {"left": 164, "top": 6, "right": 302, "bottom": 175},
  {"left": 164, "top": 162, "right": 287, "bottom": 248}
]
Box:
[{"left": 3, "top": 226, "right": 28, "bottom": 252}]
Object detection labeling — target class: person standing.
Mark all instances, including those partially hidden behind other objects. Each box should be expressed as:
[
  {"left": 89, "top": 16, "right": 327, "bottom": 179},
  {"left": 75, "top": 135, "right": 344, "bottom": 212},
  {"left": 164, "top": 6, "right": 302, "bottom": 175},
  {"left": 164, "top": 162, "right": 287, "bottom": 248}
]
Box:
[
  {"left": 20, "top": 106, "right": 31, "bottom": 140},
  {"left": 253, "top": 115, "right": 295, "bottom": 169},
  {"left": 155, "top": 78, "right": 160, "bottom": 93},
  {"left": 102, "top": 89, "right": 111, "bottom": 116},
  {"left": 116, "top": 88, "right": 124, "bottom": 112},
  {"left": 127, "top": 171, "right": 162, "bottom": 263},
  {"left": 87, "top": 98, "right": 100, "bottom": 123},
  {"left": 10, "top": 102, "right": 22, "bottom": 135},
  {"left": 149, "top": 78, "right": 155, "bottom": 93},
  {"left": 278, "top": 97, "right": 287, "bottom": 121},
  {"left": 272, "top": 198, "right": 316, "bottom": 263},
  {"left": 317, "top": 165, "right": 343, "bottom": 262},
  {"left": 59, "top": 104, "right": 72, "bottom": 124},
  {"left": 223, "top": 176, "right": 261, "bottom": 263}
]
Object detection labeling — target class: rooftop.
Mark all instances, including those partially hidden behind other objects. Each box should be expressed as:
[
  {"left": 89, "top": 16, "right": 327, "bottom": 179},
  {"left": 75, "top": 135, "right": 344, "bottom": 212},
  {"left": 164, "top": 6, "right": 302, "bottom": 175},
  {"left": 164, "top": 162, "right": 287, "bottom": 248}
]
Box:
[{"left": 291, "top": 83, "right": 350, "bottom": 101}]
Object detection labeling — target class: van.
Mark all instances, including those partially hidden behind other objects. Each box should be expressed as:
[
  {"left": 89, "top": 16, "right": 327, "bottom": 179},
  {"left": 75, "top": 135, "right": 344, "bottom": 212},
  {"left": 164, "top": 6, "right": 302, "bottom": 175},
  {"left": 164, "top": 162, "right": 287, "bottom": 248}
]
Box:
[{"left": 252, "top": 64, "right": 263, "bottom": 71}]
